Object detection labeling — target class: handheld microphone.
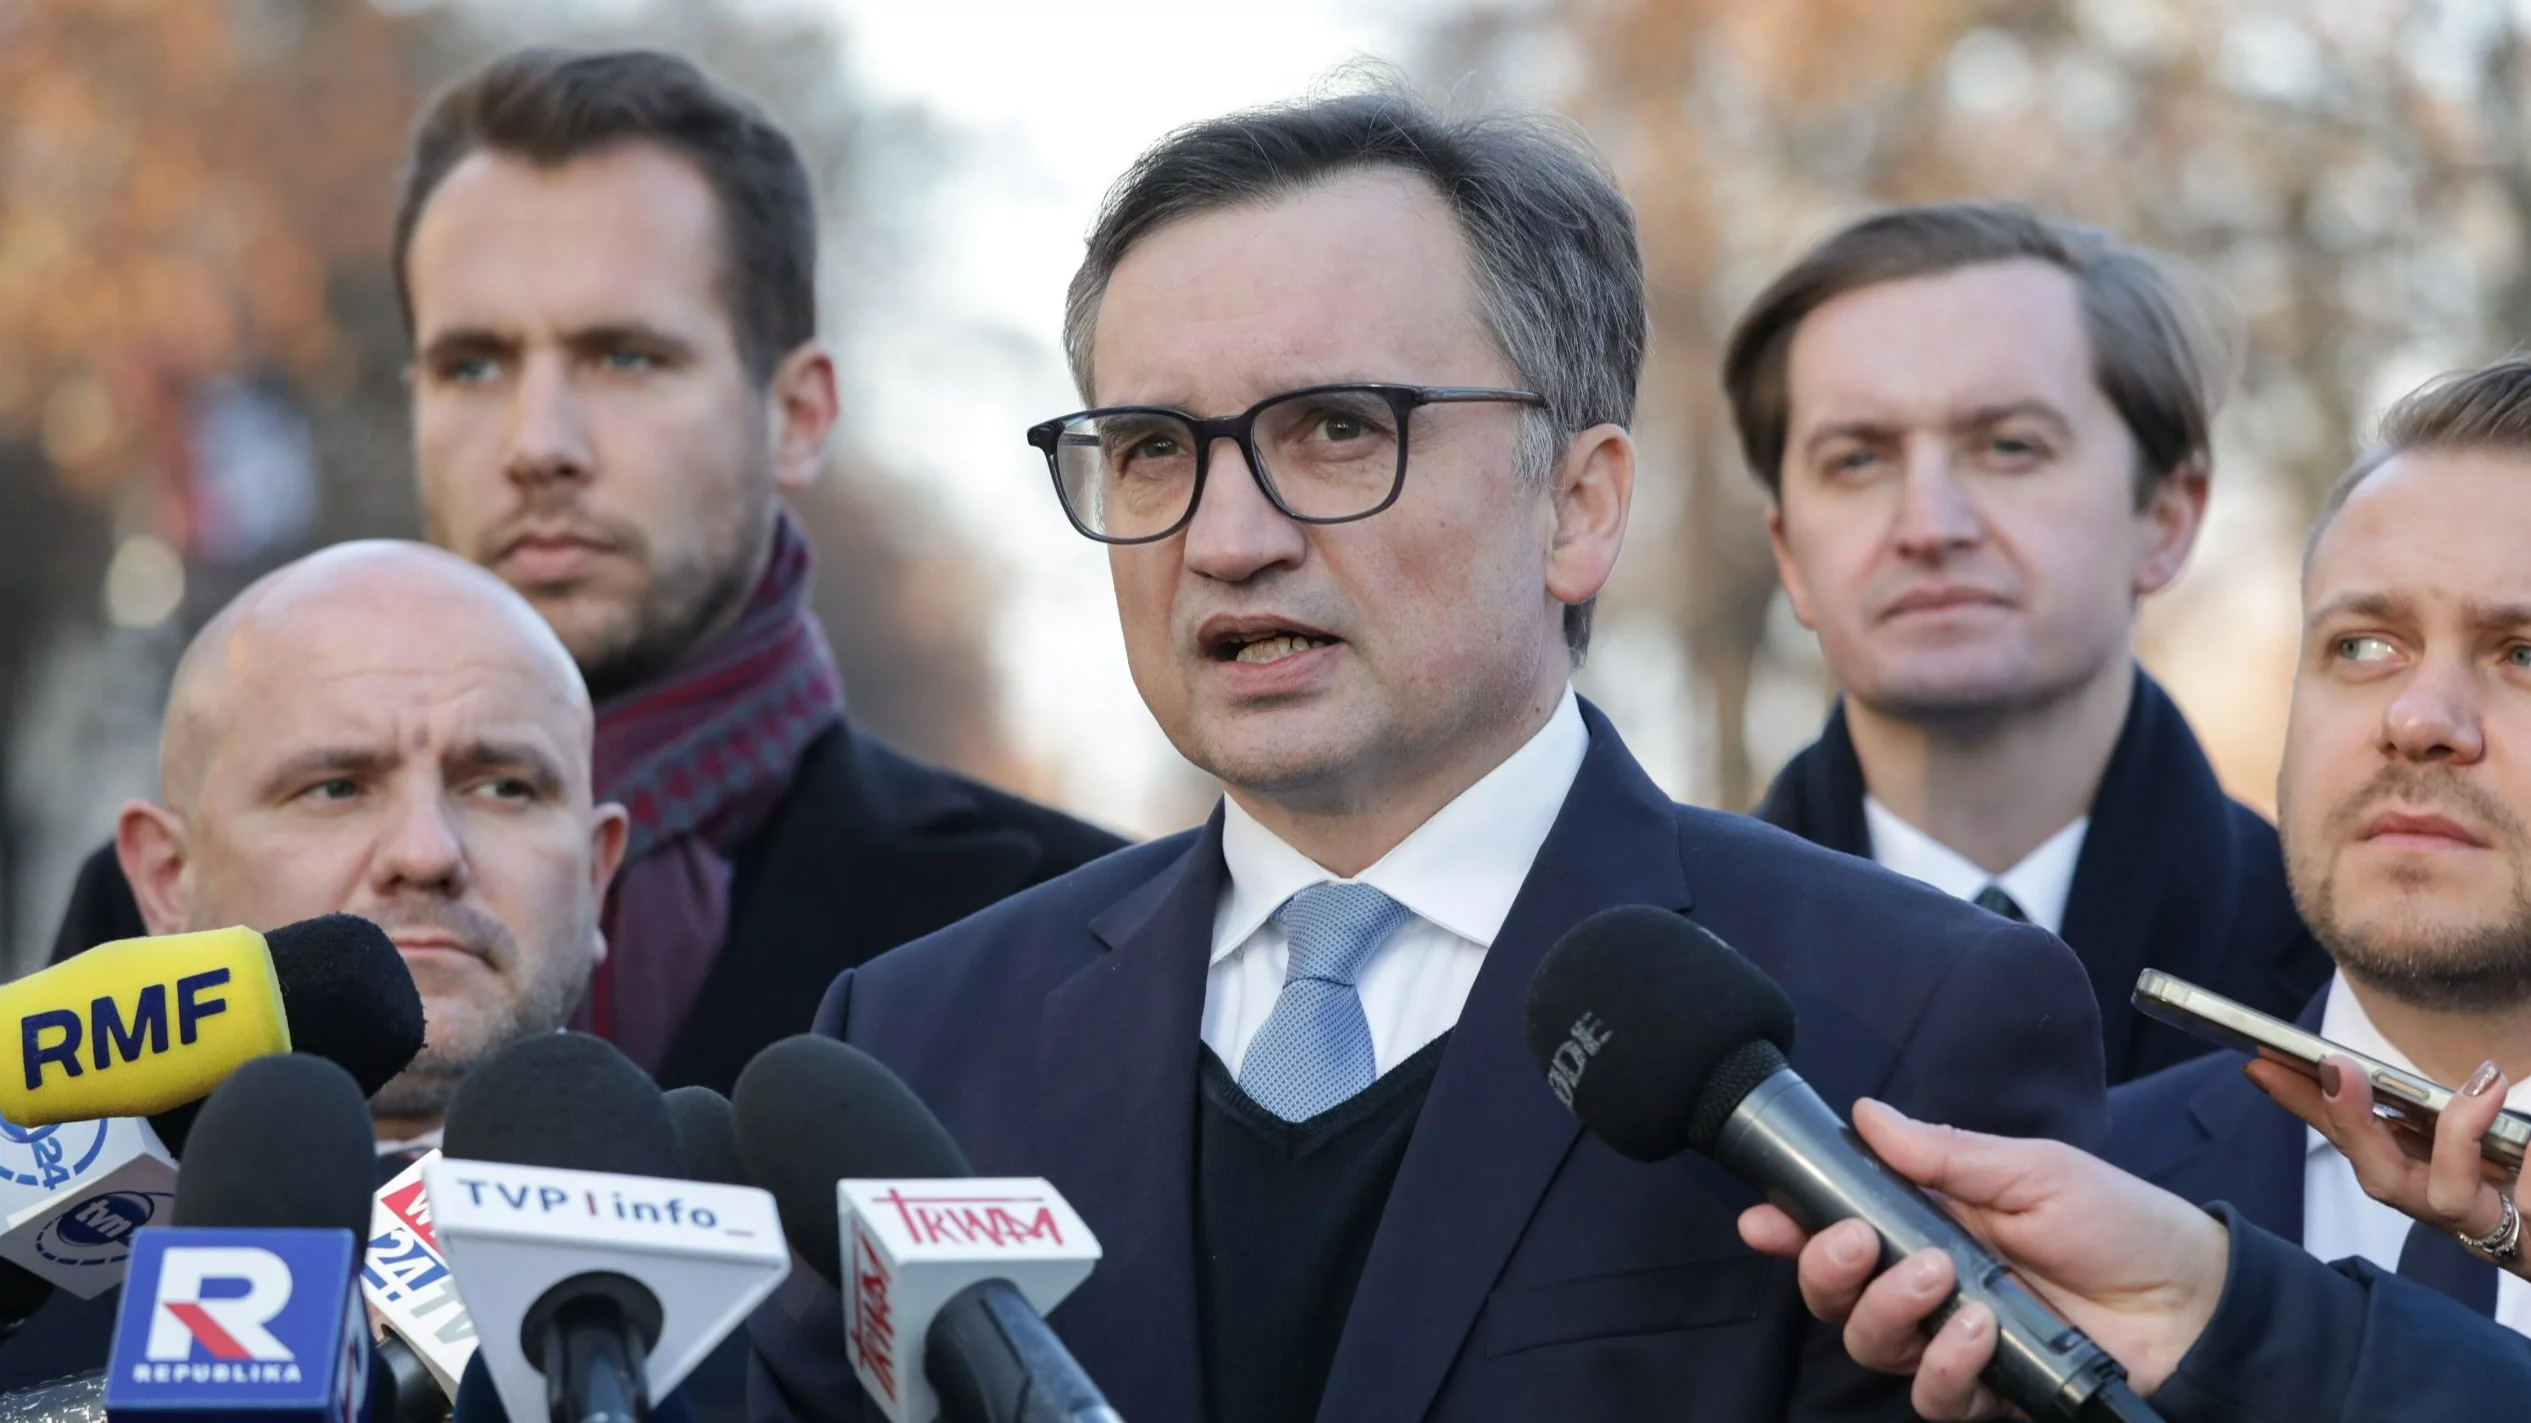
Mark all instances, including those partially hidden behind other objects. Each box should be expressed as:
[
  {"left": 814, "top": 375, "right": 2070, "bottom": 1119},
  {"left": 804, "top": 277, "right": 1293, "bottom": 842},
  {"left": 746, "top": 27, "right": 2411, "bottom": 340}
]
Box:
[
  {"left": 102, "top": 1053, "right": 380, "bottom": 1423},
  {"left": 430, "top": 1033, "right": 789, "bottom": 1423},
  {"left": 1523, "top": 906, "right": 2163, "bottom": 1423},
  {"left": 0, "top": 916, "right": 424, "bottom": 1303},
  {"left": 732, "top": 1036, "right": 1116, "bottom": 1423}
]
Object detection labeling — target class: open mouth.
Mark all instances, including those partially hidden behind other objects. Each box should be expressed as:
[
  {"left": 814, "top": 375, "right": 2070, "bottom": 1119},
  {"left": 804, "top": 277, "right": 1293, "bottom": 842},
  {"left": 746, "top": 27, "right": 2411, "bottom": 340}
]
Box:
[{"left": 1217, "top": 632, "right": 1338, "bottom": 664}]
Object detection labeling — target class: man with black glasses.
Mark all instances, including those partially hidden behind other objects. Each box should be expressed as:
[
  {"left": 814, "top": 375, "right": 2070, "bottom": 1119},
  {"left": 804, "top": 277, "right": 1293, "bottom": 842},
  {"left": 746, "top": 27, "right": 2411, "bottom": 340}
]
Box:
[{"left": 750, "top": 87, "right": 2109, "bottom": 1423}]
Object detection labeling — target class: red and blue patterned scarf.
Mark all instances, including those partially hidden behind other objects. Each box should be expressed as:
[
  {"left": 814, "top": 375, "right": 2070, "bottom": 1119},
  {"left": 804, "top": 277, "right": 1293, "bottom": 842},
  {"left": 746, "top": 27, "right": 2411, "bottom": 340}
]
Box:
[{"left": 581, "top": 511, "right": 845, "bottom": 1070}]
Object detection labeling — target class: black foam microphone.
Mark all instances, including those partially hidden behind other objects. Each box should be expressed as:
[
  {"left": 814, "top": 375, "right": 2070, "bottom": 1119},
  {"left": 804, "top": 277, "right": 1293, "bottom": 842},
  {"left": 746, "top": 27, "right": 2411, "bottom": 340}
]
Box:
[
  {"left": 732, "top": 1036, "right": 1119, "bottom": 1423},
  {"left": 149, "top": 913, "right": 427, "bottom": 1156},
  {"left": 663, "top": 1086, "right": 747, "bottom": 1188},
  {"left": 170, "top": 1052, "right": 377, "bottom": 1233},
  {"left": 1523, "top": 906, "right": 2163, "bottom": 1423},
  {"left": 443, "top": 1033, "right": 685, "bottom": 1423}
]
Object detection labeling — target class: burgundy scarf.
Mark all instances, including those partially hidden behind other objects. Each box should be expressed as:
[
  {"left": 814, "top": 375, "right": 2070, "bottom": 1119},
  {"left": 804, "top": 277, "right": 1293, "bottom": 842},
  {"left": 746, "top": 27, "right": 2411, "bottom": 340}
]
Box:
[{"left": 581, "top": 512, "right": 845, "bottom": 1071}]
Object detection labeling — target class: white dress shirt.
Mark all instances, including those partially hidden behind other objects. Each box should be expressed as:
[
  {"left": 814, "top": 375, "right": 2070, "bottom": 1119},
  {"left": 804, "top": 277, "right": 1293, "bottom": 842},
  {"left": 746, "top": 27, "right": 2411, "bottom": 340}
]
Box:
[
  {"left": 2300, "top": 972, "right": 2531, "bottom": 1337},
  {"left": 1203, "top": 686, "right": 1589, "bottom": 1080},
  {"left": 1862, "top": 797, "right": 2088, "bottom": 936}
]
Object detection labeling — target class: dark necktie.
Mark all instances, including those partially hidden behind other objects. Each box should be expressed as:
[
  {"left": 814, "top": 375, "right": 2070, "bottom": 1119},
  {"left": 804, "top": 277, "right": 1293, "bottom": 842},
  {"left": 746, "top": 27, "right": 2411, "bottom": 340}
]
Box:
[
  {"left": 1972, "top": 884, "right": 2028, "bottom": 923},
  {"left": 2396, "top": 1217, "right": 2500, "bottom": 1316}
]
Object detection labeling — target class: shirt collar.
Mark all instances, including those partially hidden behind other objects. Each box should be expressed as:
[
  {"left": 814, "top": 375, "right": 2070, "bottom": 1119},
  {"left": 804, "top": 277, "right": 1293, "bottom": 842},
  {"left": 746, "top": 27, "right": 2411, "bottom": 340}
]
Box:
[
  {"left": 1861, "top": 797, "right": 2089, "bottom": 935},
  {"left": 2306, "top": 972, "right": 2531, "bottom": 1160},
  {"left": 1213, "top": 686, "right": 1589, "bottom": 961}
]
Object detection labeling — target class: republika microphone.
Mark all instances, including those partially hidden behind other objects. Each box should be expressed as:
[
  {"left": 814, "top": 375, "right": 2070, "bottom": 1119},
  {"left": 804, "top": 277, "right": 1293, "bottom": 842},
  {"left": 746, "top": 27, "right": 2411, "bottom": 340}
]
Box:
[
  {"left": 102, "top": 1053, "right": 382, "bottom": 1423},
  {"left": 0, "top": 914, "right": 424, "bottom": 1306},
  {"left": 429, "top": 1033, "right": 789, "bottom": 1423},
  {"left": 732, "top": 1035, "right": 1117, "bottom": 1423},
  {"left": 1522, "top": 906, "right": 2165, "bottom": 1423}
]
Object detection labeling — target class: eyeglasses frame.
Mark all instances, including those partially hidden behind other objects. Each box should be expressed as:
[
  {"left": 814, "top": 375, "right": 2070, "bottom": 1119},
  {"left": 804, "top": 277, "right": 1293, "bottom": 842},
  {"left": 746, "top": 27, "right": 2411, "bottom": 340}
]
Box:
[{"left": 1024, "top": 382, "right": 1550, "bottom": 545}]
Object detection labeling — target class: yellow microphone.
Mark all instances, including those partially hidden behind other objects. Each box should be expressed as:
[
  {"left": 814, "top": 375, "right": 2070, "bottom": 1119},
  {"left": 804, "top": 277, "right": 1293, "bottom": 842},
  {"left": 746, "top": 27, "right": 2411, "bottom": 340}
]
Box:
[
  {"left": 0, "top": 914, "right": 424, "bottom": 1130},
  {"left": 0, "top": 926, "right": 290, "bottom": 1127}
]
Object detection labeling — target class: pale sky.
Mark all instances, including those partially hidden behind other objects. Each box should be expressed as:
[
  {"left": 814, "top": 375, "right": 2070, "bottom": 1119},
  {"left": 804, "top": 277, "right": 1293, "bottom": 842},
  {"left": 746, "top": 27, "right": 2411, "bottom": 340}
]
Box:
[{"left": 796, "top": 0, "right": 1457, "bottom": 835}]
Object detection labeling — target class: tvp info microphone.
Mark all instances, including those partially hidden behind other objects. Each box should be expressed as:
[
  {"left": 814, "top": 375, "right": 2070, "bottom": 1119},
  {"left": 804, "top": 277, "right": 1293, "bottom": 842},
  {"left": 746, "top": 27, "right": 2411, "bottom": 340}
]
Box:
[
  {"left": 1522, "top": 905, "right": 2164, "bottom": 1423},
  {"left": 732, "top": 1036, "right": 1117, "bottom": 1423},
  {"left": 431, "top": 1033, "right": 789, "bottom": 1423}
]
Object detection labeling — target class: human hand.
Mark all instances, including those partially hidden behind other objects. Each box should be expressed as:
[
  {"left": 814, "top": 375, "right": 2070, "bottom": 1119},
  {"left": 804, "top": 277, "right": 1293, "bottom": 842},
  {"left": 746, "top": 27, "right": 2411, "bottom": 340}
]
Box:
[{"left": 1737, "top": 1099, "right": 2229, "bottom": 1419}]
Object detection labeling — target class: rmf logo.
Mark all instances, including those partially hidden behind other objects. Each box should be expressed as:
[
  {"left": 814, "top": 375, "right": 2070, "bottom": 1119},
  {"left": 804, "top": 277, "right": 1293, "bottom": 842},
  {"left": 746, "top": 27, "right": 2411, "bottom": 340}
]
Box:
[{"left": 146, "top": 1247, "right": 295, "bottom": 1363}]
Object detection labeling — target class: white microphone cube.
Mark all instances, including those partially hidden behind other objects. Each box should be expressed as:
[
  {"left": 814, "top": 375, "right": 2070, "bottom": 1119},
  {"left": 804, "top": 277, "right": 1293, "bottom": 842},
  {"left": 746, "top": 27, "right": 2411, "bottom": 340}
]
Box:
[
  {"left": 838, "top": 1177, "right": 1101, "bottom": 1423},
  {"left": 0, "top": 1116, "right": 178, "bottom": 1297},
  {"left": 423, "top": 1157, "right": 792, "bottom": 1423}
]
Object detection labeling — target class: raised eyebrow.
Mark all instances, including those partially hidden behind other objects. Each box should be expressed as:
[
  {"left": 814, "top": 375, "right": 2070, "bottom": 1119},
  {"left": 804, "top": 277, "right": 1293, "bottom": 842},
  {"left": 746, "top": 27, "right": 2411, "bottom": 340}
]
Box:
[
  {"left": 1957, "top": 400, "right": 2074, "bottom": 435},
  {"left": 257, "top": 747, "right": 394, "bottom": 798},
  {"left": 418, "top": 328, "right": 516, "bottom": 365},
  {"left": 448, "top": 740, "right": 568, "bottom": 791},
  {"left": 2468, "top": 600, "right": 2531, "bottom": 633},
  {"left": 2306, "top": 590, "right": 2404, "bottom": 629},
  {"left": 566, "top": 323, "right": 697, "bottom": 359}
]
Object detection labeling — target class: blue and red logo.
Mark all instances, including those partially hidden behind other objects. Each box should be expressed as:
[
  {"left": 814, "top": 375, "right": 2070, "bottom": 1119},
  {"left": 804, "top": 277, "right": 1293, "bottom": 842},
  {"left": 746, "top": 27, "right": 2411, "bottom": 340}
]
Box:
[{"left": 105, "top": 1227, "right": 361, "bottom": 1418}]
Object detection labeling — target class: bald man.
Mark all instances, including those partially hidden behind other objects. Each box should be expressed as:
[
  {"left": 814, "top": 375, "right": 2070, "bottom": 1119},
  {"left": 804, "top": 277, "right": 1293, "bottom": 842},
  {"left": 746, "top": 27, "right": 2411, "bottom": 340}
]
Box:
[
  {"left": 0, "top": 541, "right": 626, "bottom": 1388},
  {"left": 118, "top": 539, "right": 627, "bottom": 1142}
]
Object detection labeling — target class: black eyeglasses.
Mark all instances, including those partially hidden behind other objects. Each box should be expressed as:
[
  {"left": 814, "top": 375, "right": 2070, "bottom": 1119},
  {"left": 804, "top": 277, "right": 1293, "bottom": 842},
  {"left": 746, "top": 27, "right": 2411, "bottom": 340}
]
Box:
[{"left": 1024, "top": 383, "right": 1548, "bottom": 545}]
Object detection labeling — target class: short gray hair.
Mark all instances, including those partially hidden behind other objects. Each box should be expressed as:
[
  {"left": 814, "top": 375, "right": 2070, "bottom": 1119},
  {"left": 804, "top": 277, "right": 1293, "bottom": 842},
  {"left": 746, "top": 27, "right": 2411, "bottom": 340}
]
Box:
[{"left": 1060, "top": 84, "right": 1647, "bottom": 660}]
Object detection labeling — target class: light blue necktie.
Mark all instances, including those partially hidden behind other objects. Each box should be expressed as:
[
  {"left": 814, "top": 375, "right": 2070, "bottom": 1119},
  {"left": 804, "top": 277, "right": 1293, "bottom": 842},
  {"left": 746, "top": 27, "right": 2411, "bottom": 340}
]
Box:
[{"left": 1237, "top": 882, "right": 1411, "bottom": 1122}]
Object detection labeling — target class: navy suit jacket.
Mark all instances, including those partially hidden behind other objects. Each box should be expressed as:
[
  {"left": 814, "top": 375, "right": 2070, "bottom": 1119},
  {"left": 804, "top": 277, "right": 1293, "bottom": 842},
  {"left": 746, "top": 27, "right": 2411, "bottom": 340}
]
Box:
[
  {"left": 2104, "top": 993, "right": 2322, "bottom": 1247},
  {"left": 1757, "top": 669, "right": 2331, "bottom": 1084},
  {"left": 747, "top": 704, "right": 2110, "bottom": 1423}
]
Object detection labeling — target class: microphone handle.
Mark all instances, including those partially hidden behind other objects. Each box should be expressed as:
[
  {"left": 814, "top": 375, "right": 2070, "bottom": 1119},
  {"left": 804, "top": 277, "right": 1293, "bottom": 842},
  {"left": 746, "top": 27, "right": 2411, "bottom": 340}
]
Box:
[
  {"left": 926, "top": 1279, "right": 1123, "bottom": 1423},
  {"left": 539, "top": 1294, "right": 650, "bottom": 1423},
  {"left": 1715, "top": 1070, "right": 2164, "bottom": 1423}
]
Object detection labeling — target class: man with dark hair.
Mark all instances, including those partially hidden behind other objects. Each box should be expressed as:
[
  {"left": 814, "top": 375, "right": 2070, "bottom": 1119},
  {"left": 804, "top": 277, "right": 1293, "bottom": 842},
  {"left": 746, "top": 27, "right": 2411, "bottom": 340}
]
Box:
[
  {"left": 2113, "top": 356, "right": 2531, "bottom": 1339},
  {"left": 749, "top": 89, "right": 2107, "bottom": 1423},
  {"left": 1729, "top": 202, "right": 2329, "bottom": 1083},
  {"left": 49, "top": 48, "right": 1124, "bottom": 1093}
]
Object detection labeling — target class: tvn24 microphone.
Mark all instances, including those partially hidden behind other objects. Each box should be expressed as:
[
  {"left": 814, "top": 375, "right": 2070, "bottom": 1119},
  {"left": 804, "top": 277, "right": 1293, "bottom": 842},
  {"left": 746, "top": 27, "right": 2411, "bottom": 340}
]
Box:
[
  {"left": 101, "top": 1053, "right": 384, "bottom": 1423},
  {"left": 732, "top": 1036, "right": 1117, "bottom": 1423},
  {"left": 0, "top": 914, "right": 425, "bottom": 1307},
  {"left": 429, "top": 1033, "right": 789, "bottom": 1423},
  {"left": 1522, "top": 906, "right": 2164, "bottom": 1423}
]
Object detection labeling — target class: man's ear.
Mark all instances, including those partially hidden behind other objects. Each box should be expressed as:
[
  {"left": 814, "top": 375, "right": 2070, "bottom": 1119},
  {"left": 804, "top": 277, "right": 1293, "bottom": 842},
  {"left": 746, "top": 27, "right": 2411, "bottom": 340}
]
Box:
[
  {"left": 585, "top": 801, "right": 632, "bottom": 966},
  {"left": 1544, "top": 423, "right": 1634, "bottom": 611},
  {"left": 766, "top": 342, "right": 841, "bottom": 494},
  {"left": 116, "top": 800, "right": 194, "bottom": 936},
  {"left": 2135, "top": 460, "right": 2211, "bottom": 597}
]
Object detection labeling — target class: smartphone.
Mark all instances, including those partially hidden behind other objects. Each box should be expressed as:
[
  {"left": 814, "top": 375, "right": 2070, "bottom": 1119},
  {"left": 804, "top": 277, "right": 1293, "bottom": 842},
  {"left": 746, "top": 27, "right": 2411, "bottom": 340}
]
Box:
[{"left": 2134, "top": 969, "right": 2530, "bottom": 1177}]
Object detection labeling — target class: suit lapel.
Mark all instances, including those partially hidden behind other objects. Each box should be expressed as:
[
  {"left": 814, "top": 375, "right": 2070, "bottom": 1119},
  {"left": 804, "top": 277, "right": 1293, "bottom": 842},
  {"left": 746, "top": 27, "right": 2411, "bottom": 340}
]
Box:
[
  {"left": 2060, "top": 672, "right": 2233, "bottom": 1078},
  {"left": 1030, "top": 812, "right": 1224, "bottom": 1423},
  {"left": 1315, "top": 705, "right": 1693, "bottom": 1423}
]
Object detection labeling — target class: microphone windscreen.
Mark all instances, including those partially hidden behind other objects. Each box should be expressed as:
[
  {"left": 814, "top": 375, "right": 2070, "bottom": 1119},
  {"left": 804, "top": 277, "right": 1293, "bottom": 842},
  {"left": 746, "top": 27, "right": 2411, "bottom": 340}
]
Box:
[
  {"left": 1523, "top": 905, "right": 1796, "bottom": 1161},
  {"left": 732, "top": 1035, "right": 971, "bottom": 1283},
  {"left": 665, "top": 1085, "right": 747, "bottom": 1186},
  {"left": 441, "top": 1031, "right": 679, "bottom": 1179},
  {"left": 171, "top": 1052, "right": 377, "bottom": 1235},
  {"left": 267, "top": 913, "right": 427, "bottom": 1098}
]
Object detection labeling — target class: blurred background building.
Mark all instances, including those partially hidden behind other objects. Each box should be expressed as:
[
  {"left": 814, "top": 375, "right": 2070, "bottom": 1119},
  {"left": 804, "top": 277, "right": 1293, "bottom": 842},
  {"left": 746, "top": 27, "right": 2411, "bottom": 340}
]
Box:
[{"left": 1, "top": 0, "right": 2521, "bottom": 973}]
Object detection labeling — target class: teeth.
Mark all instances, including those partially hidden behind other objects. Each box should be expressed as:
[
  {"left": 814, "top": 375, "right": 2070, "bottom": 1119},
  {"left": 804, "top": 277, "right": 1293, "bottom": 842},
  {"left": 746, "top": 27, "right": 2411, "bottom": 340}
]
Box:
[{"left": 1233, "top": 634, "right": 1328, "bottom": 664}]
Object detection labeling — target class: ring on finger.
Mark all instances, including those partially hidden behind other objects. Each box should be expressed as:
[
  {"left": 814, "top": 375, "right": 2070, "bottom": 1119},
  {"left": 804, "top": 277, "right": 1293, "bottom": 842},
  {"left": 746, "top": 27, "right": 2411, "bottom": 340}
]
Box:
[{"left": 2458, "top": 1192, "right": 2524, "bottom": 1265}]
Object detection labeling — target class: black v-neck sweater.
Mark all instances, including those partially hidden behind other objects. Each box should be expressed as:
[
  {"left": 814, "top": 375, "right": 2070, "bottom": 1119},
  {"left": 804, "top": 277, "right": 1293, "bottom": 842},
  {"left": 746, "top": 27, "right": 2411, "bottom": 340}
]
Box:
[{"left": 1194, "top": 1033, "right": 1451, "bottom": 1423}]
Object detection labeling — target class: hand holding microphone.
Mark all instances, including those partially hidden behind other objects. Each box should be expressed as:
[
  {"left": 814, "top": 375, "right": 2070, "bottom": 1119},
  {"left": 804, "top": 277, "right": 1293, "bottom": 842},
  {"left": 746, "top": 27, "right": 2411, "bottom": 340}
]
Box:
[{"left": 1523, "top": 906, "right": 2165, "bottom": 1423}]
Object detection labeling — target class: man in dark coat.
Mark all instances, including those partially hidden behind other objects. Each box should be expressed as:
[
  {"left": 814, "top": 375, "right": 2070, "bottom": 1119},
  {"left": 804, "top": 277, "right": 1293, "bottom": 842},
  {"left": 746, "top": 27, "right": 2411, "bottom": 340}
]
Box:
[
  {"left": 748, "top": 86, "right": 2107, "bottom": 1423},
  {"left": 47, "top": 49, "right": 1123, "bottom": 1095},
  {"left": 1724, "top": 203, "right": 2327, "bottom": 1082}
]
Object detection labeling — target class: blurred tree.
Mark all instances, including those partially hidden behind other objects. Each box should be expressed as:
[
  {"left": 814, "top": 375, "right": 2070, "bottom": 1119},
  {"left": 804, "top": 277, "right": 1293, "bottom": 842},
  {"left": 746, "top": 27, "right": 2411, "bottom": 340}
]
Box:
[
  {"left": 0, "top": 0, "right": 1007, "bottom": 967},
  {"left": 1429, "top": 0, "right": 2531, "bottom": 810}
]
